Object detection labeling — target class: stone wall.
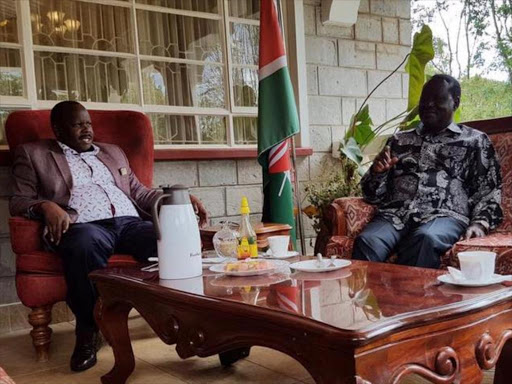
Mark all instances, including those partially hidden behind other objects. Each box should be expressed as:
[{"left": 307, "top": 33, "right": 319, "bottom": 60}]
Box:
[{"left": 0, "top": 0, "right": 411, "bottom": 332}]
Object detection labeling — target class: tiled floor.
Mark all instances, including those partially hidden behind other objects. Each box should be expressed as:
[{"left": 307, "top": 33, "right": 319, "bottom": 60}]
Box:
[{"left": 0, "top": 311, "right": 495, "bottom": 384}]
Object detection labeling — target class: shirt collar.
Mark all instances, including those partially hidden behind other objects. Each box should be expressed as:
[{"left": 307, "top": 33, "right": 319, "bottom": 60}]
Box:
[
  {"left": 58, "top": 141, "right": 99, "bottom": 156},
  {"left": 415, "top": 121, "right": 462, "bottom": 136}
]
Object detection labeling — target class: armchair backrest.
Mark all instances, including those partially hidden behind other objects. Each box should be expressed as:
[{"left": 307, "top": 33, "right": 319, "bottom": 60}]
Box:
[
  {"left": 465, "top": 116, "right": 512, "bottom": 232},
  {"left": 5, "top": 109, "right": 154, "bottom": 187}
]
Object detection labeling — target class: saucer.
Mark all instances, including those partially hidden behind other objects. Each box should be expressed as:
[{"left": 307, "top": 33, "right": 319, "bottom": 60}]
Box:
[
  {"left": 264, "top": 250, "right": 300, "bottom": 259},
  {"left": 437, "top": 273, "right": 510, "bottom": 287},
  {"left": 289, "top": 259, "right": 351, "bottom": 273}
]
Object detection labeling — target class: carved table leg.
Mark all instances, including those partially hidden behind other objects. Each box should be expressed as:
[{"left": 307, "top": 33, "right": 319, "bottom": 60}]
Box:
[
  {"left": 494, "top": 339, "right": 512, "bottom": 384},
  {"left": 218, "top": 347, "right": 251, "bottom": 367},
  {"left": 94, "top": 298, "right": 134, "bottom": 384},
  {"left": 28, "top": 305, "right": 53, "bottom": 362}
]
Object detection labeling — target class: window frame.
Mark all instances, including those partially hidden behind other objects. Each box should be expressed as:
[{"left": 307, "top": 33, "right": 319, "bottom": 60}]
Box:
[{"left": 0, "top": 0, "right": 311, "bottom": 154}]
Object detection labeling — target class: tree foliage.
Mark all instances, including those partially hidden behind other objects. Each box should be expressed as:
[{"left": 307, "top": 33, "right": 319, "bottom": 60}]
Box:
[{"left": 459, "top": 76, "right": 512, "bottom": 121}]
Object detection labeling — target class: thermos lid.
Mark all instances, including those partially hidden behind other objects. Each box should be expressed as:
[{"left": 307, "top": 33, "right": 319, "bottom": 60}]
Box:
[{"left": 159, "top": 184, "right": 191, "bottom": 205}]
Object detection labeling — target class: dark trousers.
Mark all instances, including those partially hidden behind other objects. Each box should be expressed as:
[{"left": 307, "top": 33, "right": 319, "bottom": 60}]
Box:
[
  {"left": 56, "top": 216, "right": 157, "bottom": 332},
  {"left": 352, "top": 215, "right": 466, "bottom": 269}
]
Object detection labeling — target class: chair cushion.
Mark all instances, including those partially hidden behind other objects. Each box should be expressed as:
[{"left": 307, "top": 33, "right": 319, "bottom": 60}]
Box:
[
  {"left": 442, "top": 232, "right": 512, "bottom": 274},
  {"left": 490, "top": 133, "right": 512, "bottom": 231},
  {"left": 332, "top": 197, "right": 376, "bottom": 237},
  {"left": 17, "top": 252, "right": 138, "bottom": 274}
]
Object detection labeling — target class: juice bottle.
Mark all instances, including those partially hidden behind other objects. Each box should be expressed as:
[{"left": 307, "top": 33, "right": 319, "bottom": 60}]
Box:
[{"left": 237, "top": 196, "right": 258, "bottom": 259}]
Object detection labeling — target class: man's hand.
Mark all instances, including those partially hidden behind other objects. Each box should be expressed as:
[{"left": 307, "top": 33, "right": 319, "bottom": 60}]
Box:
[
  {"left": 37, "top": 201, "right": 70, "bottom": 245},
  {"left": 464, "top": 223, "right": 487, "bottom": 240},
  {"left": 371, "top": 146, "right": 399, "bottom": 174},
  {"left": 190, "top": 194, "right": 208, "bottom": 227}
]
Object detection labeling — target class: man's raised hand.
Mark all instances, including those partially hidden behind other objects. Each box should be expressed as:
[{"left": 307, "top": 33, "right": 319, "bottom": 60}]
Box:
[{"left": 371, "top": 146, "right": 399, "bottom": 174}]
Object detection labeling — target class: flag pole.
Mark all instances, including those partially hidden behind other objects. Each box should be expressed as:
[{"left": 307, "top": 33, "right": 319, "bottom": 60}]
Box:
[{"left": 276, "top": 0, "right": 307, "bottom": 255}]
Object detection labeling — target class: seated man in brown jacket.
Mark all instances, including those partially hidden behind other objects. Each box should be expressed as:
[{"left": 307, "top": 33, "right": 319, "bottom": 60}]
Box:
[{"left": 9, "top": 101, "right": 208, "bottom": 372}]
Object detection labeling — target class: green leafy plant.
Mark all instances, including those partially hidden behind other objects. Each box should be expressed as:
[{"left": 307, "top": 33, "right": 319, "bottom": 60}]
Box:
[
  {"left": 303, "top": 156, "right": 361, "bottom": 235},
  {"left": 341, "top": 25, "right": 436, "bottom": 173}
]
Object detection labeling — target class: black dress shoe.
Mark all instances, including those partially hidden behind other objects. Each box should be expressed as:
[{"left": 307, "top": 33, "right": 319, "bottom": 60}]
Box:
[{"left": 70, "top": 330, "right": 98, "bottom": 372}]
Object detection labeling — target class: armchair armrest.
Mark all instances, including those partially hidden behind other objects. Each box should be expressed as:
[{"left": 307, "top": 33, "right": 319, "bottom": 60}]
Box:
[
  {"left": 326, "top": 236, "right": 355, "bottom": 259},
  {"left": 9, "top": 216, "right": 44, "bottom": 254},
  {"left": 326, "top": 197, "right": 377, "bottom": 238}
]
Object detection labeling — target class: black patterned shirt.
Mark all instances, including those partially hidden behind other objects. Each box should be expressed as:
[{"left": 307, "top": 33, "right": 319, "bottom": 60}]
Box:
[{"left": 361, "top": 122, "right": 503, "bottom": 231}]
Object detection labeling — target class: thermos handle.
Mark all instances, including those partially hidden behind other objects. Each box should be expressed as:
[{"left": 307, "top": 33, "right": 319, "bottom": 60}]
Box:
[{"left": 152, "top": 193, "right": 170, "bottom": 240}]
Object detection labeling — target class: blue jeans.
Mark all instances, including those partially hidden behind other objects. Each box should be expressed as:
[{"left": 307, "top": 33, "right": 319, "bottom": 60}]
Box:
[
  {"left": 352, "top": 215, "right": 466, "bottom": 269},
  {"left": 56, "top": 216, "right": 157, "bottom": 332}
]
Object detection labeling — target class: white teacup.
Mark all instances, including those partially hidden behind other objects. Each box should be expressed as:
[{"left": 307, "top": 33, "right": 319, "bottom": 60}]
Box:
[
  {"left": 267, "top": 235, "right": 290, "bottom": 257},
  {"left": 457, "top": 251, "right": 496, "bottom": 281}
]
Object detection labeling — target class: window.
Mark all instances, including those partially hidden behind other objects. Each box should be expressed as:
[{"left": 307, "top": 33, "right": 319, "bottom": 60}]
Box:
[{"left": 0, "top": 0, "right": 263, "bottom": 148}]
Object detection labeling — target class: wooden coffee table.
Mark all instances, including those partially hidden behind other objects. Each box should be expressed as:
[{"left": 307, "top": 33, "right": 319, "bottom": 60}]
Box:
[{"left": 91, "top": 260, "right": 512, "bottom": 384}]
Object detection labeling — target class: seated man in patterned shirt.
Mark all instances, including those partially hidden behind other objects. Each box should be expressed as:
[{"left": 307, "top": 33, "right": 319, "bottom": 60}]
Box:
[
  {"left": 352, "top": 74, "right": 503, "bottom": 268},
  {"left": 9, "top": 101, "right": 208, "bottom": 372}
]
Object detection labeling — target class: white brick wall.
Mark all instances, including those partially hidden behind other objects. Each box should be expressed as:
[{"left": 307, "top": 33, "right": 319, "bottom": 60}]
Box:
[
  {"left": 198, "top": 160, "right": 237, "bottom": 186},
  {"left": 307, "top": 65, "right": 319, "bottom": 95},
  {"left": 318, "top": 67, "right": 368, "bottom": 97},
  {"left": 382, "top": 17, "right": 399, "bottom": 44},
  {"left": 355, "top": 14, "right": 382, "bottom": 42},
  {"left": 305, "top": 36, "right": 337, "bottom": 66},
  {"left": 308, "top": 96, "right": 342, "bottom": 125},
  {"left": 153, "top": 161, "right": 198, "bottom": 188},
  {"left": 367, "top": 70, "right": 403, "bottom": 98},
  {"left": 338, "top": 40, "right": 376, "bottom": 69}
]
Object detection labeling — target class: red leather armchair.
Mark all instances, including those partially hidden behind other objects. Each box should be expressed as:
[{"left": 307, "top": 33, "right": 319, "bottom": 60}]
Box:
[
  {"left": 322, "top": 116, "right": 512, "bottom": 273},
  {"left": 6, "top": 110, "right": 155, "bottom": 362}
]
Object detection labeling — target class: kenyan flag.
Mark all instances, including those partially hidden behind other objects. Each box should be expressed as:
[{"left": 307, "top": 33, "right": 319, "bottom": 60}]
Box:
[{"left": 257, "top": 0, "right": 300, "bottom": 246}]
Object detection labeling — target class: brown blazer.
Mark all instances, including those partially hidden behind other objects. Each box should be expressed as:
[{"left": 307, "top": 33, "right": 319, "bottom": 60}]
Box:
[{"left": 9, "top": 139, "right": 161, "bottom": 223}]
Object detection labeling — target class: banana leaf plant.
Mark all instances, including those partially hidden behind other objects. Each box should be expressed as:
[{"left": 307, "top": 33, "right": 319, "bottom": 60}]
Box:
[{"left": 340, "top": 25, "right": 435, "bottom": 174}]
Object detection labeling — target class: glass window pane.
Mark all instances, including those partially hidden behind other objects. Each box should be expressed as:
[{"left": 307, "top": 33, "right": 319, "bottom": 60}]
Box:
[
  {"left": 0, "top": 48, "right": 23, "bottom": 96},
  {"left": 234, "top": 116, "right": 257, "bottom": 145},
  {"left": 149, "top": 113, "right": 226, "bottom": 145},
  {"left": 30, "top": 0, "right": 134, "bottom": 53},
  {"left": 228, "top": 0, "right": 259, "bottom": 20},
  {"left": 141, "top": 60, "right": 225, "bottom": 107},
  {"left": 137, "top": 10, "right": 222, "bottom": 62},
  {"left": 34, "top": 51, "right": 139, "bottom": 103},
  {"left": 230, "top": 23, "right": 259, "bottom": 65},
  {"left": 232, "top": 67, "right": 257, "bottom": 107},
  {"left": 136, "top": 0, "right": 219, "bottom": 14},
  {"left": 0, "top": 0, "right": 18, "bottom": 43},
  {"left": 0, "top": 108, "right": 12, "bottom": 145}
]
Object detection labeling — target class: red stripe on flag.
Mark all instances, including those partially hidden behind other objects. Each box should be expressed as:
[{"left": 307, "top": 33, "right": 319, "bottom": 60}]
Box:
[
  {"left": 259, "top": 0, "right": 286, "bottom": 69},
  {"left": 268, "top": 140, "right": 291, "bottom": 174}
]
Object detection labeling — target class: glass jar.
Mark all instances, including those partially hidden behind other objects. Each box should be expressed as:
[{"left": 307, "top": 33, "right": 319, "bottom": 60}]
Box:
[{"left": 213, "top": 221, "right": 239, "bottom": 259}]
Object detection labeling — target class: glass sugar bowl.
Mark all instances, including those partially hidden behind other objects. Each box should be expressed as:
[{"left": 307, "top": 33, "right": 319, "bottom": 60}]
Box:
[{"left": 213, "top": 221, "right": 239, "bottom": 259}]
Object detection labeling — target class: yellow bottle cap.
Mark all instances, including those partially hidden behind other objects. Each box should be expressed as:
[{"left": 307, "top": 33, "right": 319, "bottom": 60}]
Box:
[{"left": 240, "top": 196, "right": 250, "bottom": 214}]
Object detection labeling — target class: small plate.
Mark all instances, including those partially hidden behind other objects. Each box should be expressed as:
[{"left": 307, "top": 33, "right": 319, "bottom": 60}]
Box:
[
  {"left": 210, "top": 273, "right": 291, "bottom": 288},
  {"left": 437, "top": 273, "right": 510, "bottom": 287},
  {"left": 289, "top": 259, "right": 351, "bottom": 273},
  {"left": 202, "top": 257, "right": 227, "bottom": 264},
  {"left": 209, "top": 261, "right": 277, "bottom": 277},
  {"left": 292, "top": 269, "right": 352, "bottom": 281},
  {"left": 264, "top": 250, "right": 300, "bottom": 259}
]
